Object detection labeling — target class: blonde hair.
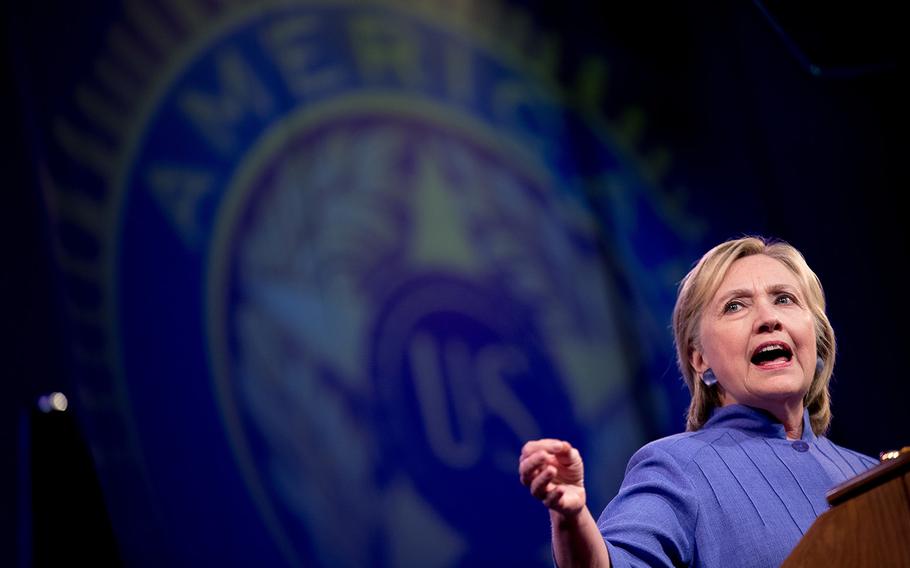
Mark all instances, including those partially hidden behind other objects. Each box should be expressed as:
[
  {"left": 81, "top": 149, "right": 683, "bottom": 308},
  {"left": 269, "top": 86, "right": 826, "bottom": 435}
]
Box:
[{"left": 672, "top": 236, "right": 835, "bottom": 435}]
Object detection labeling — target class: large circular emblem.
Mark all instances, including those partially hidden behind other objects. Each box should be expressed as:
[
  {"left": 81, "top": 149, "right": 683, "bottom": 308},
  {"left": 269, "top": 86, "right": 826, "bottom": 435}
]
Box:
[
  {"left": 208, "top": 104, "right": 593, "bottom": 564},
  {"left": 47, "top": 1, "right": 699, "bottom": 565}
]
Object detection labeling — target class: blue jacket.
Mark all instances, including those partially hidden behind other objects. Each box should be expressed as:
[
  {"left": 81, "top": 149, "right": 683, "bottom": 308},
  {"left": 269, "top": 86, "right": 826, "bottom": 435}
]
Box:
[{"left": 597, "top": 404, "right": 877, "bottom": 567}]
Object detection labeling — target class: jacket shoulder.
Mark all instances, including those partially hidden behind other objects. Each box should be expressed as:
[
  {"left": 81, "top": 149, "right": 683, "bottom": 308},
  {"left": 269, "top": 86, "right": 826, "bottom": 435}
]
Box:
[{"left": 629, "top": 429, "right": 725, "bottom": 471}]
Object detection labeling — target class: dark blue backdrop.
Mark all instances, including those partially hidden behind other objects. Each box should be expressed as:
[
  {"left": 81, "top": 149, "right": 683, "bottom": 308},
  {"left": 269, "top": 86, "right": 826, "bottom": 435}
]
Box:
[{"left": 2, "top": 1, "right": 905, "bottom": 566}]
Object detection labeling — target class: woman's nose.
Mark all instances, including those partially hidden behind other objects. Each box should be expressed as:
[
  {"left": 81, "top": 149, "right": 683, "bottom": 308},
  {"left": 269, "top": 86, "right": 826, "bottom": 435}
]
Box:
[{"left": 754, "top": 300, "right": 783, "bottom": 333}]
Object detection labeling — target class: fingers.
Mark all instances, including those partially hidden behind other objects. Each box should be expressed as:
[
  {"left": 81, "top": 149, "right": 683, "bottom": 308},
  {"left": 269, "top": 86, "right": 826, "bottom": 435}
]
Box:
[
  {"left": 519, "top": 438, "right": 578, "bottom": 471},
  {"left": 528, "top": 466, "right": 579, "bottom": 514},
  {"left": 554, "top": 445, "right": 581, "bottom": 466},
  {"left": 519, "top": 438, "right": 585, "bottom": 515},
  {"left": 542, "top": 484, "right": 566, "bottom": 509},
  {"left": 518, "top": 449, "right": 555, "bottom": 486},
  {"left": 519, "top": 439, "right": 581, "bottom": 487},
  {"left": 520, "top": 439, "right": 570, "bottom": 460},
  {"left": 529, "top": 465, "right": 556, "bottom": 500}
]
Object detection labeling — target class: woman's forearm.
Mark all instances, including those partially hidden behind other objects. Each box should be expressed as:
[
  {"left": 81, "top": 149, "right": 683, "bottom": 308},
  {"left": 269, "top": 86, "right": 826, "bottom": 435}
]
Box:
[{"left": 550, "top": 506, "right": 611, "bottom": 568}]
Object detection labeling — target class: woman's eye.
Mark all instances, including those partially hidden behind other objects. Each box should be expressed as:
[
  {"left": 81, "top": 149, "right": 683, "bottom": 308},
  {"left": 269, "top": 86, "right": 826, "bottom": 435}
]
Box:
[
  {"left": 723, "top": 301, "right": 743, "bottom": 313},
  {"left": 776, "top": 295, "right": 794, "bottom": 305}
]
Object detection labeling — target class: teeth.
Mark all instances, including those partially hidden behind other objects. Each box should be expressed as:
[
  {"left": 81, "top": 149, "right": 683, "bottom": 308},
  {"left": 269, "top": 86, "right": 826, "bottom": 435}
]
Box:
[{"left": 750, "top": 343, "right": 792, "bottom": 366}]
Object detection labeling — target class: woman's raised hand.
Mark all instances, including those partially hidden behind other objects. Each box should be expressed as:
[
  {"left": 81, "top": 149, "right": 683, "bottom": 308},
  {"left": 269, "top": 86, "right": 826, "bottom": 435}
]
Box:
[{"left": 519, "top": 439, "right": 586, "bottom": 517}]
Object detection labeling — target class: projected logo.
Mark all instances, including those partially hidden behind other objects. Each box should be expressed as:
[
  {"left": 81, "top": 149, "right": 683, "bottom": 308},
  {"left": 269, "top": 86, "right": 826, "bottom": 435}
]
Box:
[
  {"left": 209, "top": 108, "right": 618, "bottom": 564},
  {"left": 43, "top": 1, "right": 701, "bottom": 566}
]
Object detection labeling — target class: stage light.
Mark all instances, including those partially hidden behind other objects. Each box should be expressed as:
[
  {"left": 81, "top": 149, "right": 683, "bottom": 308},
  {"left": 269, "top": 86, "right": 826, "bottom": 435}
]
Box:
[{"left": 38, "top": 392, "right": 69, "bottom": 413}]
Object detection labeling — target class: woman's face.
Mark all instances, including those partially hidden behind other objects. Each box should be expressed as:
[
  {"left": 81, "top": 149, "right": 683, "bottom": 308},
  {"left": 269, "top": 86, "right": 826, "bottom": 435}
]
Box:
[{"left": 691, "top": 254, "right": 817, "bottom": 413}]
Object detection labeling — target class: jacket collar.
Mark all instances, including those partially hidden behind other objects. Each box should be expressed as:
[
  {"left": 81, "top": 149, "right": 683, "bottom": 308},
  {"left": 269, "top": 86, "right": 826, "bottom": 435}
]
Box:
[{"left": 704, "top": 404, "right": 816, "bottom": 441}]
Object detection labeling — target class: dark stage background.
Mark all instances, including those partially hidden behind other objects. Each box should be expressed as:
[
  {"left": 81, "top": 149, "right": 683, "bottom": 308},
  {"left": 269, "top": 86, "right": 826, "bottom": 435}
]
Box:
[{"left": 2, "top": 1, "right": 906, "bottom": 566}]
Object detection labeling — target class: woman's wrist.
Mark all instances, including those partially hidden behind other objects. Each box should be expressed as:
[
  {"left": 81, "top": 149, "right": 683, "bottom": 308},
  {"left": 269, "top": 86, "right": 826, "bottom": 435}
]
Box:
[{"left": 550, "top": 505, "right": 590, "bottom": 531}]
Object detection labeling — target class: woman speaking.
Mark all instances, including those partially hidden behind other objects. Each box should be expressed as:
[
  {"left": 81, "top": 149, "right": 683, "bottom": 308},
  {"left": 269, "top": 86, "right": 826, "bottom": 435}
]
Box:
[{"left": 519, "top": 236, "right": 878, "bottom": 567}]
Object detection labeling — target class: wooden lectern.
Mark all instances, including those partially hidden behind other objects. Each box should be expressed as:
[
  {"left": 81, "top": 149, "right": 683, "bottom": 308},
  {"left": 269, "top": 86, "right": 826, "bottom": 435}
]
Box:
[{"left": 782, "top": 450, "right": 910, "bottom": 567}]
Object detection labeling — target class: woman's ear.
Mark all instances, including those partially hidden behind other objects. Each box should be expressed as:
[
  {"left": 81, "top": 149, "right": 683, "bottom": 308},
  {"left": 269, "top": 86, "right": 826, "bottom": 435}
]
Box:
[{"left": 690, "top": 347, "right": 709, "bottom": 375}]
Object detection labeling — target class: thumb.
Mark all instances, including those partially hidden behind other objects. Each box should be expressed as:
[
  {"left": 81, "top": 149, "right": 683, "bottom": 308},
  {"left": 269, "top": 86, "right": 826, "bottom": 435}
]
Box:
[{"left": 554, "top": 444, "right": 581, "bottom": 465}]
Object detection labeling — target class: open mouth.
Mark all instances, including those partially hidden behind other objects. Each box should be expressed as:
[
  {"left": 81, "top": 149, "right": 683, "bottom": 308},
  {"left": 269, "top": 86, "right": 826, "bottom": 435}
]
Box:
[{"left": 750, "top": 342, "right": 793, "bottom": 367}]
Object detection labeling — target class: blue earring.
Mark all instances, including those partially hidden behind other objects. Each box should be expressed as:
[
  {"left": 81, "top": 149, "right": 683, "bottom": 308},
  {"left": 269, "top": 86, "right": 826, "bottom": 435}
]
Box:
[
  {"left": 816, "top": 357, "right": 824, "bottom": 375},
  {"left": 701, "top": 368, "right": 718, "bottom": 386}
]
